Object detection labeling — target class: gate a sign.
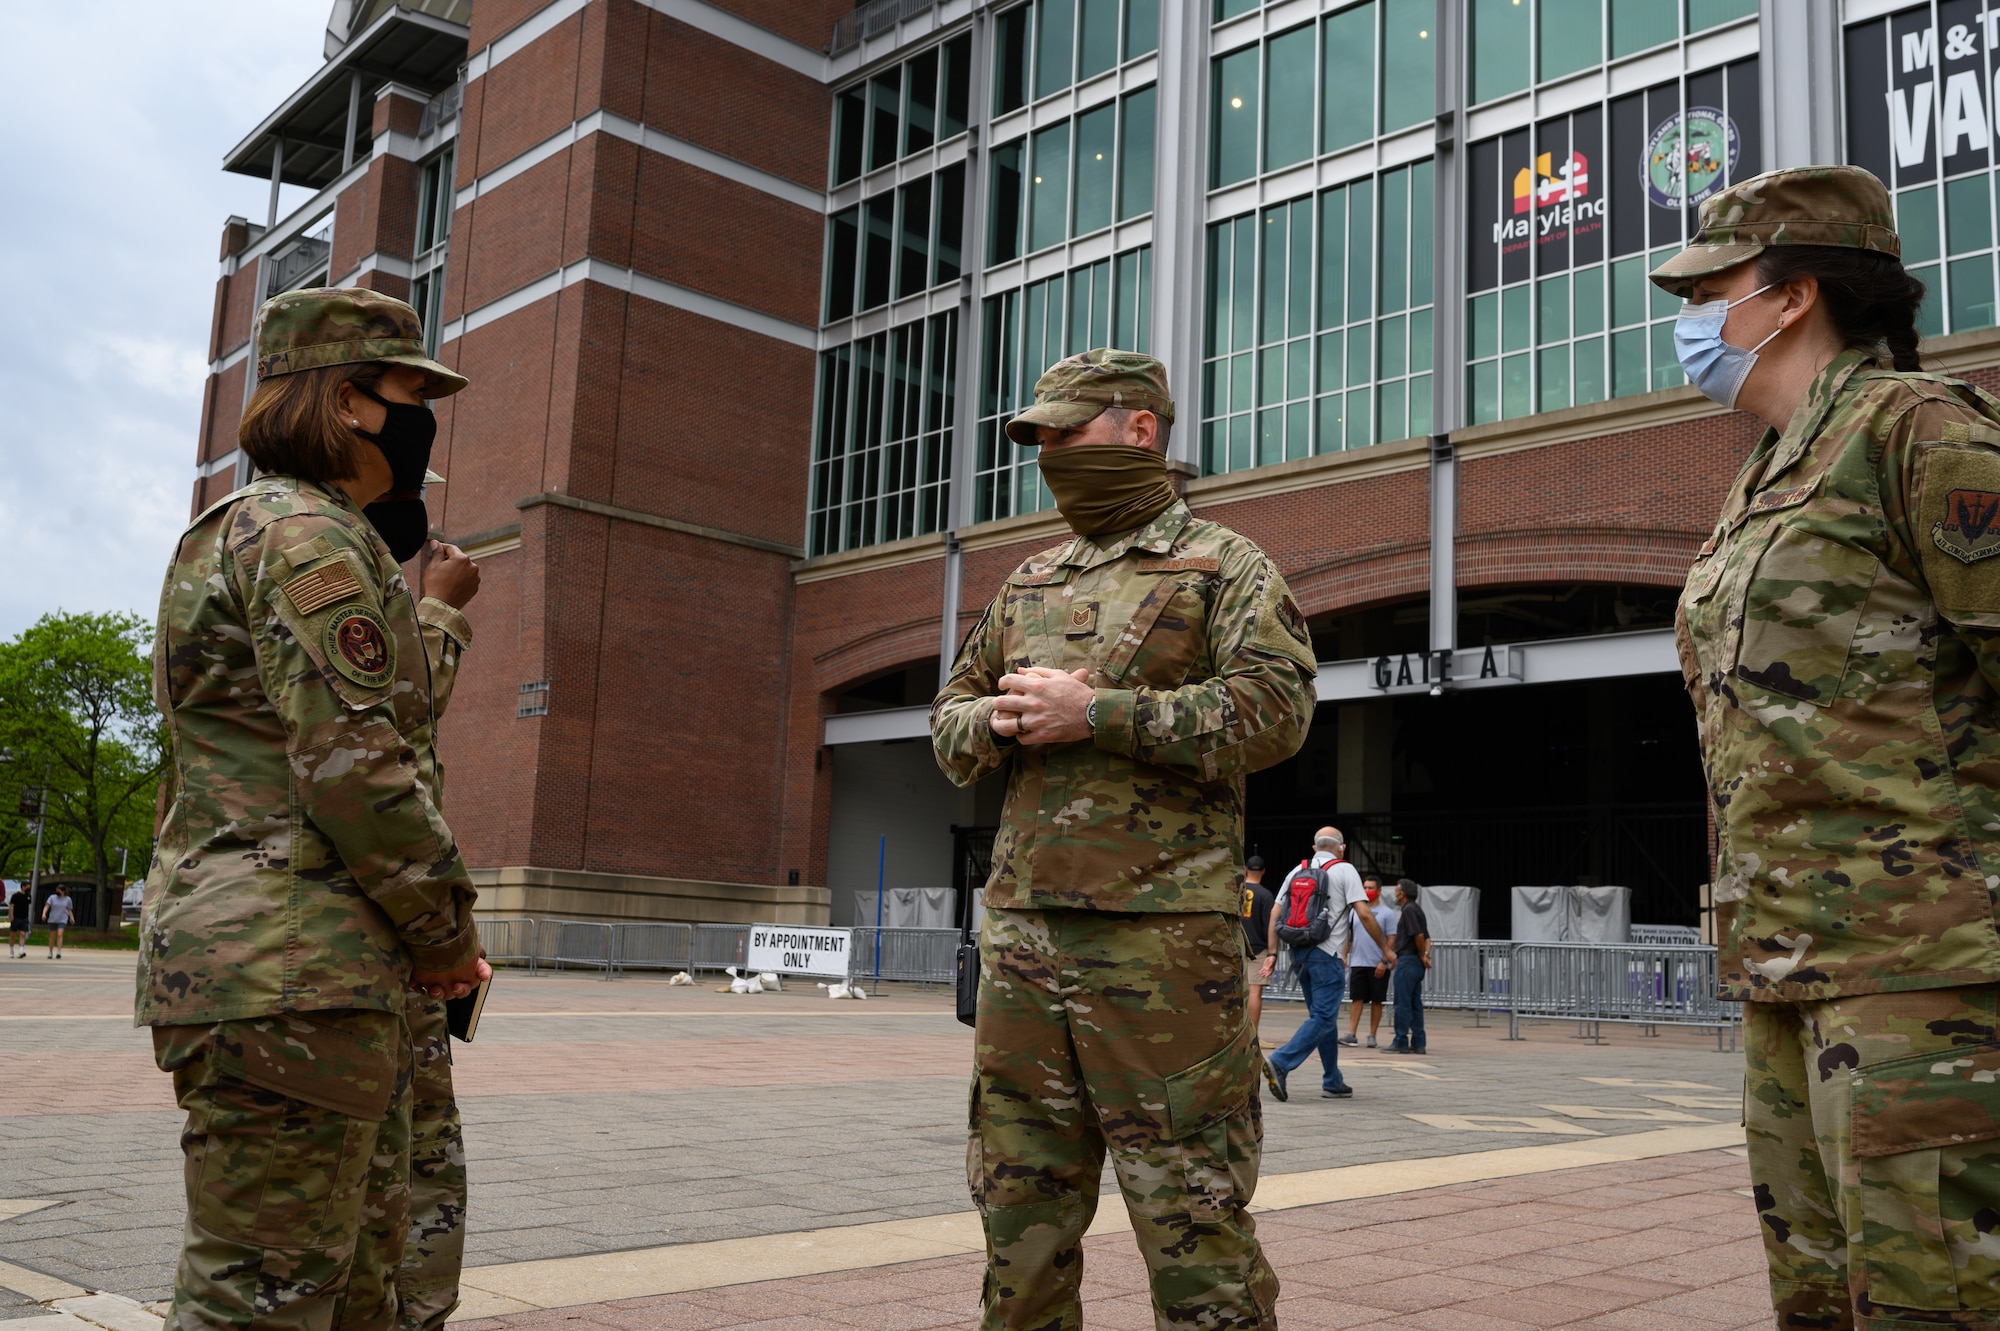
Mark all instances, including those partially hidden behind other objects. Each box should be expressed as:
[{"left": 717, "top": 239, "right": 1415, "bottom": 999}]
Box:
[{"left": 1848, "top": 6, "right": 2000, "bottom": 188}]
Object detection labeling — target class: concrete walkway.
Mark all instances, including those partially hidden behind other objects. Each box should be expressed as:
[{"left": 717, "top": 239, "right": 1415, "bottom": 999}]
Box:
[{"left": 0, "top": 951, "right": 1777, "bottom": 1329}]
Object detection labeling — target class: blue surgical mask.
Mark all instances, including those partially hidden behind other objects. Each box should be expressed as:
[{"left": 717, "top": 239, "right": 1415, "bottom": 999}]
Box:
[{"left": 1674, "top": 284, "right": 1786, "bottom": 408}]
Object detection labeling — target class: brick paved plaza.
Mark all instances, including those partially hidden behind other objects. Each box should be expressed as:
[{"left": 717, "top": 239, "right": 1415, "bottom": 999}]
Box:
[{"left": 0, "top": 951, "right": 1774, "bottom": 1330}]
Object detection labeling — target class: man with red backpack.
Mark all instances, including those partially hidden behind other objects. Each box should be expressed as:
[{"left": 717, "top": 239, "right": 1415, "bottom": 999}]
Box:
[{"left": 1258, "top": 827, "right": 1389, "bottom": 1101}]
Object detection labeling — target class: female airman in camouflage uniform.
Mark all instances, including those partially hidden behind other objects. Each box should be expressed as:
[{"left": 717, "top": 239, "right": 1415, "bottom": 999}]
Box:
[
  {"left": 141, "top": 288, "right": 487, "bottom": 1331},
  {"left": 1661, "top": 167, "right": 2000, "bottom": 1329}
]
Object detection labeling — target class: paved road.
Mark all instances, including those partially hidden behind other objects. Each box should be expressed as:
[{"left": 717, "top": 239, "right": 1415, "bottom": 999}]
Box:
[{"left": 0, "top": 951, "right": 1748, "bottom": 1305}]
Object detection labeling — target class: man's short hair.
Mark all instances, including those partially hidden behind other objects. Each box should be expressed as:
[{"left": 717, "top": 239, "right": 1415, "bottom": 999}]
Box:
[
  {"left": 1100, "top": 405, "right": 1174, "bottom": 452},
  {"left": 1397, "top": 878, "right": 1421, "bottom": 900},
  {"left": 1313, "top": 834, "right": 1339, "bottom": 850}
]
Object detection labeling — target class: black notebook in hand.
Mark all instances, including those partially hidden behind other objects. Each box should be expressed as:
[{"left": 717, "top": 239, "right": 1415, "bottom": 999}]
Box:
[{"left": 446, "top": 978, "right": 491, "bottom": 1042}]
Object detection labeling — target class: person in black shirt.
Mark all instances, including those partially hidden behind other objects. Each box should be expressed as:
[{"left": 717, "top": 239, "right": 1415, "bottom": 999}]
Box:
[
  {"left": 7, "top": 884, "right": 29, "bottom": 958},
  {"left": 1239, "top": 857, "right": 1274, "bottom": 1042},
  {"left": 1386, "top": 879, "right": 1430, "bottom": 1054}
]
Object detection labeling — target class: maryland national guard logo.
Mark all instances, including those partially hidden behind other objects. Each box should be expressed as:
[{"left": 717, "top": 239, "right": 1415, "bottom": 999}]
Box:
[
  {"left": 323, "top": 604, "right": 395, "bottom": 687},
  {"left": 1932, "top": 488, "right": 2000, "bottom": 565}
]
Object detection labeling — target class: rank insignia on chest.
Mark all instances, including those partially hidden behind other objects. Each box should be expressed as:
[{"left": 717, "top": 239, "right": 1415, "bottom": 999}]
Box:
[
  {"left": 1066, "top": 603, "right": 1098, "bottom": 636},
  {"left": 324, "top": 604, "right": 396, "bottom": 688},
  {"left": 1933, "top": 488, "right": 2000, "bottom": 565}
]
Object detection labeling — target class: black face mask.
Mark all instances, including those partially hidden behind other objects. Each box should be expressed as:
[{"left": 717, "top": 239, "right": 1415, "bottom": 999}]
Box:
[
  {"left": 352, "top": 383, "right": 437, "bottom": 492},
  {"left": 364, "top": 497, "right": 432, "bottom": 563}
]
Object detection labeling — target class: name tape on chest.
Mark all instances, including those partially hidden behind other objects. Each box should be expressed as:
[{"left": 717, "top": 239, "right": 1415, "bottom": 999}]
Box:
[
  {"left": 282, "top": 561, "right": 363, "bottom": 616},
  {"left": 1133, "top": 556, "right": 1220, "bottom": 574},
  {"left": 1748, "top": 483, "right": 1816, "bottom": 516}
]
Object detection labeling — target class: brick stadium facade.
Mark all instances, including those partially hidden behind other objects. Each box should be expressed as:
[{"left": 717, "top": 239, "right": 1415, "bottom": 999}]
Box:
[{"left": 191, "top": 0, "right": 2000, "bottom": 937}]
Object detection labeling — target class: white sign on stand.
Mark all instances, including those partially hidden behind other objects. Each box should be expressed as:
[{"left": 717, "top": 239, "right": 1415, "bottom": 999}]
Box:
[{"left": 747, "top": 924, "right": 850, "bottom": 977}]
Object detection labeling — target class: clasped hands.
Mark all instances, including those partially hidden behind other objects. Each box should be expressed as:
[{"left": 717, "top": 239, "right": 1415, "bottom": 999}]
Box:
[{"left": 988, "top": 665, "right": 1095, "bottom": 746}]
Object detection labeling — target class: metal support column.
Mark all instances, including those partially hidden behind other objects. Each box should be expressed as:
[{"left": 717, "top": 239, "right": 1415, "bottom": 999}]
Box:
[
  {"left": 1760, "top": 0, "right": 1842, "bottom": 171},
  {"left": 942, "top": 5, "right": 993, "bottom": 687},
  {"left": 342, "top": 72, "right": 363, "bottom": 173},
  {"left": 266, "top": 137, "right": 285, "bottom": 229},
  {"left": 1428, "top": 0, "right": 1466, "bottom": 659},
  {"left": 1150, "top": 0, "right": 1207, "bottom": 473}
]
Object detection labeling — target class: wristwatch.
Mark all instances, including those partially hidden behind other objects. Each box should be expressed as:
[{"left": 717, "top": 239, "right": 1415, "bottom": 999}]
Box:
[{"left": 1086, "top": 697, "right": 1098, "bottom": 731}]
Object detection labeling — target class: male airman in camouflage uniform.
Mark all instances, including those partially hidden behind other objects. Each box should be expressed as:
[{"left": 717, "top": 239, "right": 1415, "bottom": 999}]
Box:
[
  {"left": 142, "top": 288, "right": 482, "bottom": 1331},
  {"left": 1662, "top": 168, "right": 2000, "bottom": 1329},
  {"left": 933, "top": 350, "right": 1318, "bottom": 1330}
]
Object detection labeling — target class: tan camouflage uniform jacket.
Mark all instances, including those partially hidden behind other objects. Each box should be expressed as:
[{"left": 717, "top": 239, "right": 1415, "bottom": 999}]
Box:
[
  {"left": 1680, "top": 347, "right": 2000, "bottom": 1001},
  {"left": 933, "top": 499, "right": 1318, "bottom": 913},
  {"left": 139, "top": 476, "right": 479, "bottom": 1026}
]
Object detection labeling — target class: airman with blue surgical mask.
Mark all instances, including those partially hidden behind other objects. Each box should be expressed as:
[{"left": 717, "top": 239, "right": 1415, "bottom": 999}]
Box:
[{"left": 1661, "top": 164, "right": 2000, "bottom": 1331}]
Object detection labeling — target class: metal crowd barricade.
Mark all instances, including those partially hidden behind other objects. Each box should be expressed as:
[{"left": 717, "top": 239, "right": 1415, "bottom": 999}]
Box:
[
  {"left": 691, "top": 923, "right": 751, "bottom": 975},
  {"left": 1424, "top": 940, "right": 1512, "bottom": 1026},
  {"left": 1506, "top": 941, "right": 1739, "bottom": 1050},
  {"left": 536, "top": 920, "right": 616, "bottom": 979},
  {"left": 847, "top": 927, "right": 960, "bottom": 986},
  {"left": 616, "top": 922, "right": 695, "bottom": 975},
  {"left": 1261, "top": 938, "right": 1737, "bottom": 1050},
  {"left": 476, "top": 917, "right": 537, "bottom": 973}
]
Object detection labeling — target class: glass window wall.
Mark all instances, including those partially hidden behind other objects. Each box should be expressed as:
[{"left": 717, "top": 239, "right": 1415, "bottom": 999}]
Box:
[
  {"left": 809, "top": 313, "right": 959, "bottom": 557},
  {"left": 1463, "top": 59, "right": 1760, "bottom": 424},
  {"left": 991, "top": 87, "right": 1157, "bottom": 262},
  {"left": 993, "top": 0, "right": 1160, "bottom": 115},
  {"left": 1470, "top": 0, "right": 1757, "bottom": 107},
  {"left": 1202, "top": 162, "right": 1434, "bottom": 472},
  {"left": 832, "top": 36, "right": 972, "bottom": 186},
  {"left": 974, "top": 249, "right": 1154, "bottom": 521},
  {"left": 825, "top": 164, "right": 966, "bottom": 322},
  {"left": 1845, "top": 3, "right": 2000, "bottom": 339},
  {"left": 1211, "top": 2, "right": 1435, "bottom": 190}
]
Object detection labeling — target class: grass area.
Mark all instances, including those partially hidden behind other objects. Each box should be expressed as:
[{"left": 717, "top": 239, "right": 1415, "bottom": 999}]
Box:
[{"left": 6, "top": 928, "right": 139, "bottom": 950}]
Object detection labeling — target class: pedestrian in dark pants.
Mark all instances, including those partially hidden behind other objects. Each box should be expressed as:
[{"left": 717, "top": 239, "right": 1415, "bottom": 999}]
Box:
[{"left": 1388, "top": 879, "right": 1430, "bottom": 1054}]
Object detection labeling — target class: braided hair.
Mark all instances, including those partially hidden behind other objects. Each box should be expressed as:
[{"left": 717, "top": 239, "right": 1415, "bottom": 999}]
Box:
[{"left": 1754, "top": 245, "right": 1928, "bottom": 372}]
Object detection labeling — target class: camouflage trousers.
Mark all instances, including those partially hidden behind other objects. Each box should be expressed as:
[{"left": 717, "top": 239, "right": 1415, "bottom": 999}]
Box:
[
  {"left": 1745, "top": 985, "right": 2000, "bottom": 1331},
  {"left": 154, "top": 1009, "right": 412, "bottom": 1331},
  {"left": 969, "top": 907, "right": 1276, "bottom": 1331},
  {"left": 394, "top": 998, "right": 465, "bottom": 1331}
]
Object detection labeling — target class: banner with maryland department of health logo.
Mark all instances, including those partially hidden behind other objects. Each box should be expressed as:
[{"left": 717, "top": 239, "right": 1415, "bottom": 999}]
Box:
[
  {"left": 1846, "top": 2, "right": 2000, "bottom": 188},
  {"left": 1464, "top": 58, "right": 1759, "bottom": 295}
]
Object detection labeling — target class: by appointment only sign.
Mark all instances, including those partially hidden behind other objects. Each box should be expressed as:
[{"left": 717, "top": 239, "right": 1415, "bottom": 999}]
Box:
[{"left": 747, "top": 924, "right": 851, "bottom": 976}]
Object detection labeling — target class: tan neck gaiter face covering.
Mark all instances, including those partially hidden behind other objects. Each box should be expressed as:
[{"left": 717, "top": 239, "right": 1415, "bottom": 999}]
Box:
[{"left": 1035, "top": 443, "right": 1178, "bottom": 538}]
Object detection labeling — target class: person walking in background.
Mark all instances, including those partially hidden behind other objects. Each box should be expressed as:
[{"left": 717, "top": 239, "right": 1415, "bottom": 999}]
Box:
[
  {"left": 41, "top": 885, "right": 71, "bottom": 959},
  {"left": 1240, "top": 856, "right": 1274, "bottom": 1044},
  {"left": 1260, "top": 828, "right": 1388, "bottom": 1101},
  {"left": 1340, "top": 877, "right": 1399, "bottom": 1048},
  {"left": 7, "top": 884, "right": 29, "bottom": 958},
  {"left": 1387, "top": 879, "right": 1430, "bottom": 1054}
]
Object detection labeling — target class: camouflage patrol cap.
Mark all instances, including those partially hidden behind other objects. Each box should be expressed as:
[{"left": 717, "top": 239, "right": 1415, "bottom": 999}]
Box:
[
  {"left": 1005, "top": 348, "right": 1176, "bottom": 447},
  {"left": 1650, "top": 165, "right": 1900, "bottom": 298},
  {"left": 253, "top": 286, "right": 468, "bottom": 397}
]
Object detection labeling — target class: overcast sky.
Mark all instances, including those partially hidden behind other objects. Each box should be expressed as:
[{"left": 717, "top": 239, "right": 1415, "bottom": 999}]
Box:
[{"left": 0, "top": 2, "right": 332, "bottom": 638}]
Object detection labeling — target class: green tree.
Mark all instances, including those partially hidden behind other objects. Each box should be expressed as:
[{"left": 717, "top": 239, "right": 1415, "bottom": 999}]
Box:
[{"left": 0, "top": 612, "right": 163, "bottom": 904}]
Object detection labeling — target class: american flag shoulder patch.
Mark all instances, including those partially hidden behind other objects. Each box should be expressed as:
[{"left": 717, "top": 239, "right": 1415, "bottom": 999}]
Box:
[{"left": 283, "top": 561, "right": 363, "bottom": 616}]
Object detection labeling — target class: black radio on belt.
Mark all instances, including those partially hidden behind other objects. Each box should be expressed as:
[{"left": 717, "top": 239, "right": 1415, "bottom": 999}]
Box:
[{"left": 955, "top": 943, "right": 978, "bottom": 1027}]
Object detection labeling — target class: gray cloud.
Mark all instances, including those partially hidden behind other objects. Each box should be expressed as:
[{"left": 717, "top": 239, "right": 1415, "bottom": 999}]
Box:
[{"left": 0, "top": 1, "right": 331, "bottom": 636}]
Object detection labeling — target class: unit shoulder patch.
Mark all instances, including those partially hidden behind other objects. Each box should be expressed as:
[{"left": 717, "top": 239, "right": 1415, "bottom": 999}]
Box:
[
  {"left": 1934, "top": 488, "right": 2000, "bottom": 565},
  {"left": 323, "top": 603, "right": 396, "bottom": 688},
  {"left": 282, "top": 559, "right": 364, "bottom": 616}
]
